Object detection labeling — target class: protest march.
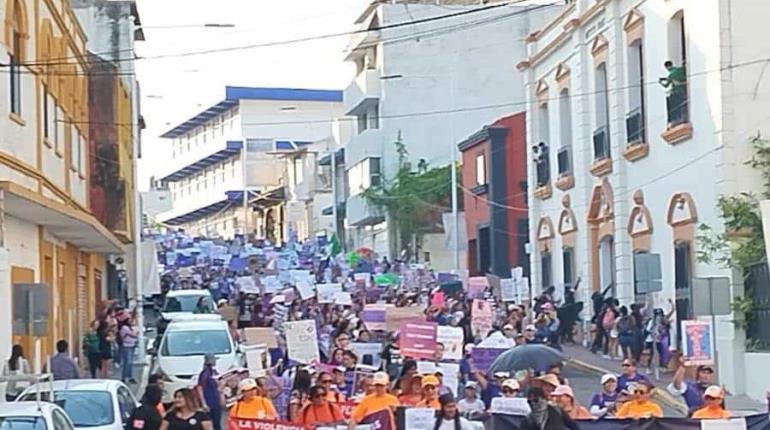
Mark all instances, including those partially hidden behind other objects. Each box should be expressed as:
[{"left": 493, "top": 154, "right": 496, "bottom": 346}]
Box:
[{"left": 120, "top": 230, "right": 770, "bottom": 430}]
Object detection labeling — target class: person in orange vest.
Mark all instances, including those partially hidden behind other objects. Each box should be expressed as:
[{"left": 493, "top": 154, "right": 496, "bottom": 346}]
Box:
[
  {"left": 692, "top": 386, "right": 731, "bottom": 419},
  {"left": 349, "top": 372, "right": 400, "bottom": 430},
  {"left": 229, "top": 378, "right": 278, "bottom": 420},
  {"left": 416, "top": 375, "right": 441, "bottom": 409},
  {"left": 298, "top": 385, "right": 344, "bottom": 427}
]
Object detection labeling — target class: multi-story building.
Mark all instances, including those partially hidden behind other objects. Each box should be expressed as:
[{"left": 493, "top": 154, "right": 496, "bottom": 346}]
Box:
[
  {"left": 520, "top": 0, "right": 770, "bottom": 400},
  {"left": 340, "top": 0, "right": 558, "bottom": 268},
  {"left": 73, "top": 0, "right": 144, "bottom": 307},
  {"left": 157, "top": 87, "right": 343, "bottom": 240},
  {"left": 0, "top": 0, "right": 141, "bottom": 364},
  {"left": 282, "top": 121, "right": 352, "bottom": 243},
  {"left": 458, "top": 113, "right": 529, "bottom": 278}
]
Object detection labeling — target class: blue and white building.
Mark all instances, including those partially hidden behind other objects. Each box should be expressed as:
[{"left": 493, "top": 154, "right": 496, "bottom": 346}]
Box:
[{"left": 157, "top": 86, "right": 344, "bottom": 239}]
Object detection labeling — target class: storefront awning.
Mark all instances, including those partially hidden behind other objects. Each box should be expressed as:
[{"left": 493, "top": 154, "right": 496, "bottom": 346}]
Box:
[{"left": 0, "top": 182, "right": 124, "bottom": 254}]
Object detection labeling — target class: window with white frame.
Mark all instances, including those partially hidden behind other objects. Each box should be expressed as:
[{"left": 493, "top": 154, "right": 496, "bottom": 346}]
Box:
[
  {"left": 475, "top": 153, "right": 486, "bottom": 186},
  {"left": 348, "top": 157, "right": 381, "bottom": 196}
]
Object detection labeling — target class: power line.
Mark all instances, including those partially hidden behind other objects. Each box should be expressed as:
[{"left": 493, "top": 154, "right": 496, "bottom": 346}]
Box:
[
  {"left": 48, "top": 56, "right": 770, "bottom": 130},
  {"left": 1, "top": 0, "right": 553, "bottom": 70},
  {"left": 0, "top": 2, "right": 557, "bottom": 78}
]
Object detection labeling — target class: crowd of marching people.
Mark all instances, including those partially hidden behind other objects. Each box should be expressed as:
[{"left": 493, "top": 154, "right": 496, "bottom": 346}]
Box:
[{"left": 3, "top": 229, "right": 743, "bottom": 430}]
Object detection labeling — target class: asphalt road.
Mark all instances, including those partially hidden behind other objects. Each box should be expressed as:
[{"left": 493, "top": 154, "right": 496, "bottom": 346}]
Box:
[{"left": 564, "top": 364, "right": 682, "bottom": 417}]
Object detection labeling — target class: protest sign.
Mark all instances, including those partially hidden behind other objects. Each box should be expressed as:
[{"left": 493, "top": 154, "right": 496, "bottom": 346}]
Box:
[
  {"left": 500, "top": 278, "right": 516, "bottom": 302},
  {"left": 470, "top": 347, "right": 506, "bottom": 372},
  {"left": 317, "top": 283, "right": 343, "bottom": 304},
  {"left": 236, "top": 276, "right": 259, "bottom": 294},
  {"left": 404, "top": 408, "right": 435, "bottom": 430},
  {"left": 386, "top": 306, "right": 425, "bottom": 332},
  {"left": 490, "top": 397, "right": 531, "bottom": 416},
  {"left": 285, "top": 320, "right": 320, "bottom": 364},
  {"left": 511, "top": 267, "right": 524, "bottom": 281},
  {"left": 365, "top": 287, "right": 383, "bottom": 303},
  {"left": 471, "top": 299, "right": 494, "bottom": 338},
  {"left": 350, "top": 343, "right": 382, "bottom": 369},
  {"left": 399, "top": 320, "right": 437, "bottom": 360},
  {"left": 228, "top": 418, "right": 307, "bottom": 430},
  {"left": 362, "top": 304, "right": 389, "bottom": 331},
  {"left": 700, "top": 419, "right": 748, "bottom": 430},
  {"left": 283, "top": 288, "right": 296, "bottom": 303},
  {"left": 217, "top": 368, "right": 249, "bottom": 407},
  {"left": 439, "top": 281, "right": 462, "bottom": 296},
  {"left": 229, "top": 257, "right": 247, "bottom": 272},
  {"left": 681, "top": 318, "right": 715, "bottom": 366},
  {"left": 296, "top": 280, "right": 315, "bottom": 301},
  {"left": 360, "top": 409, "right": 392, "bottom": 430},
  {"left": 262, "top": 276, "right": 281, "bottom": 294},
  {"left": 477, "top": 331, "right": 514, "bottom": 349},
  {"left": 244, "top": 345, "right": 268, "bottom": 374},
  {"left": 468, "top": 277, "right": 488, "bottom": 299},
  {"left": 244, "top": 327, "right": 278, "bottom": 348},
  {"left": 354, "top": 273, "right": 371, "bottom": 288},
  {"left": 436, "top": 326, "right": 464, "bottom": 360},
  {"left": 335, "top": 291, "right": 353, "bottom": 306}
]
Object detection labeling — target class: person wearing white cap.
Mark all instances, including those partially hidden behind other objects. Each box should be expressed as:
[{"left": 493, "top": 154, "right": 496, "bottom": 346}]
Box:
[
  {"left": 552, "top": 385, "right": 592, "bottom": 420},
  {"left": 523, "top": 325, "right": 537, "bottom": 343},
  {"left": 230, "top": 378, "right": 278, "bottom": 420},
  {"left": 476, "top": 371, "right": 509, "bottom": 409},
  {"left": 349, "top": 372, "right": 400, "bottom": 430},
  {"left": 691, "top": 385, "right": 730, "bottom": 419},
  {"left": 501, "top": 379, "right": 520, "bottom": 397},
  {"left": 589, "top": 374, "right": 619, "bottom": 417},
  {"left": 457, "top": 382, "right": 485, "bottom": 418}
]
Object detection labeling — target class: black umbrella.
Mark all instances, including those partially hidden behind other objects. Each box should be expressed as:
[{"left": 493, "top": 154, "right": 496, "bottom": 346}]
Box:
[{"left": 488, "top": 344, "right": 565, "bottom": 374}]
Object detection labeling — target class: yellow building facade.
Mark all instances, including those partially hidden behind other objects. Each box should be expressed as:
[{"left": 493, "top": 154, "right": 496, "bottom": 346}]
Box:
[{"left": 1, "top": 0, "right": 133, "bottom": 367}]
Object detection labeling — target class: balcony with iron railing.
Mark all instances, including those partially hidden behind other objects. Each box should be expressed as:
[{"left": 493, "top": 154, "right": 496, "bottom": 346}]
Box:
[
  {"left": 590, "top": 125, "right": 612, "bottom": 176},
  {"left": 624, "top": 107, "right": 649, "bottom": 161},
  {"left": 661, "top": 83, "right": 693, "bottom": 145}
]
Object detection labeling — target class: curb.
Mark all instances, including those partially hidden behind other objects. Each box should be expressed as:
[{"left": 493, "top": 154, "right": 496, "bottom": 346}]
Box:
[{"left": 567, "top": 357, "right": 689, "bottom": 416}]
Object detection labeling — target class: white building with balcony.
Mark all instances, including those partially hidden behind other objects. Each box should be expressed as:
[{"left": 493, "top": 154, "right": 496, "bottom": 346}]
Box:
[
  {"left": 157, "top": 86, "right": 343, "bottom": 239},
  {"left": 340, "top": 0, "right": 559, "bottom": 267},
  {"left": 521, "top": 0, "right": 770, "bottom": 403}
]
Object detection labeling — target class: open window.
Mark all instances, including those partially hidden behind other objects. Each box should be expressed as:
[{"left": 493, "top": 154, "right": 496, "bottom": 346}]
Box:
[
  {"left": 593, "top": 64, "right": 610, "bottom": 162},
  {"left": 664, "top": 11, "right": 689, "bottom": 129},
  {"left": 557, "top": 89, "right": 573, "bottom": 177}
]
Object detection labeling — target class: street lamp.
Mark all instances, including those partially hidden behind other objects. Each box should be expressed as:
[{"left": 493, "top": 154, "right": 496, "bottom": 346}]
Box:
[{"left": 380, "top": 73, "right": 460, "bottom": 272}]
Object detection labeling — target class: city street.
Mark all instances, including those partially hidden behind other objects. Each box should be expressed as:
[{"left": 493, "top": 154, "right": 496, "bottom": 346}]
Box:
[{"left": 562, "top": 365, "right": 681, "bottom": 417}]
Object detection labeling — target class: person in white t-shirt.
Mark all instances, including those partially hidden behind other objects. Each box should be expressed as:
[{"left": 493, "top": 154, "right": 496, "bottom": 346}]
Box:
[
  {"left": 435, "top": 393, "right": 476, "bottom": 430},
  {"left": 456, "top": 382, "right": 485, "bottom": 419}
]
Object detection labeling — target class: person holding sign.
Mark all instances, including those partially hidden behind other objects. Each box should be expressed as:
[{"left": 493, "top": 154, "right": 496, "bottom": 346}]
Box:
[
  {"left": 297, "top": 385, "right": 344, "bottom": 427},
  {"left": 668, "top": 357, "right": 715, "bottom": 415},
  {"left": 349, "top": 372, "right": 400, "bottom": 430},
  {"left": 435, "top": 393, "right": 476, "bottom": 430},
  {"left": 229, "top": 378, "right": 278, "bottom": 420},
  {"left": 691, "top": 386, "right": 731, "bottom": 419},
  {"left": 416, "top": 375, "right": 442, "bottom": 409}
]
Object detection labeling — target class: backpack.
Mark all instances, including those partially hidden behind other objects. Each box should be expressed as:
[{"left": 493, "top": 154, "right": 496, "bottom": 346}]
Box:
[
  {"left": 602, "top": 309, "right": 615, "bottom": 331},
  {"left": 616, "top": 316, "right": 633, "bottom": 335}
]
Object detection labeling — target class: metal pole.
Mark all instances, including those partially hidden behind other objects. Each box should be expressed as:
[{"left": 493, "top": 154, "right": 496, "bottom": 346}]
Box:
[
  {"left": 330, "top": 145, "right": 339, "bottom": 241},
  {"left": 450, "top": 75, "right": 459, "bottom": 271},
  {"left": 242, "top": 143, "right": 248, "bottom": 236}
]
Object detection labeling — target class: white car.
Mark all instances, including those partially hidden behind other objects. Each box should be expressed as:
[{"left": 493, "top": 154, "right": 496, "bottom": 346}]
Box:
[
  {"left": 17, "top": 380, "right": 138, "bottom": 430},
  {"left": 151, "top": 318, "right": 243, "bottom": 403},
  {"left": 0, "top": 402, "right": 74, "bottom": 430},
  {"left": 160, "top": 289, "right": 216, "bottom": 322}
]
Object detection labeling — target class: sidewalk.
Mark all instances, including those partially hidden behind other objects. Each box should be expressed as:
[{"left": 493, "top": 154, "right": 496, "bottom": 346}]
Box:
[{"left": 562, "top": 344, "right": 766, "bottom": 416}]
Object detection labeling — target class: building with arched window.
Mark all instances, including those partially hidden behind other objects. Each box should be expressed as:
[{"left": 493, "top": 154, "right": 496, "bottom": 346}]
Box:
[
  {"left": 519, "top": 0, "right": 770, "bottom": 403},
  {"left": 0, "top": 0, "right": 143, "bottom": 368}
]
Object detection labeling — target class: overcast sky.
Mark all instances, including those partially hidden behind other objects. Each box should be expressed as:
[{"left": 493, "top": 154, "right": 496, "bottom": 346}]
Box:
[{"left": 135, "top": 0, "right": 368, "bottom": 191}]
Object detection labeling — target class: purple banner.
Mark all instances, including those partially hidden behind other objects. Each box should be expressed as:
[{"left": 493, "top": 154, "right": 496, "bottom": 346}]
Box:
[
  {"left": 362, "top": 306, "right": 386, "bottom": 331},
  {"left": 471, "top": 347, "right": 506, "bottom": 373}
]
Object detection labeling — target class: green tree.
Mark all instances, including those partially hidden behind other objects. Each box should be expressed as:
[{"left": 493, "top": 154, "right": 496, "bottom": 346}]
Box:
[{"left": 362, "top": 134, "right": 459, "bottom": 260}]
